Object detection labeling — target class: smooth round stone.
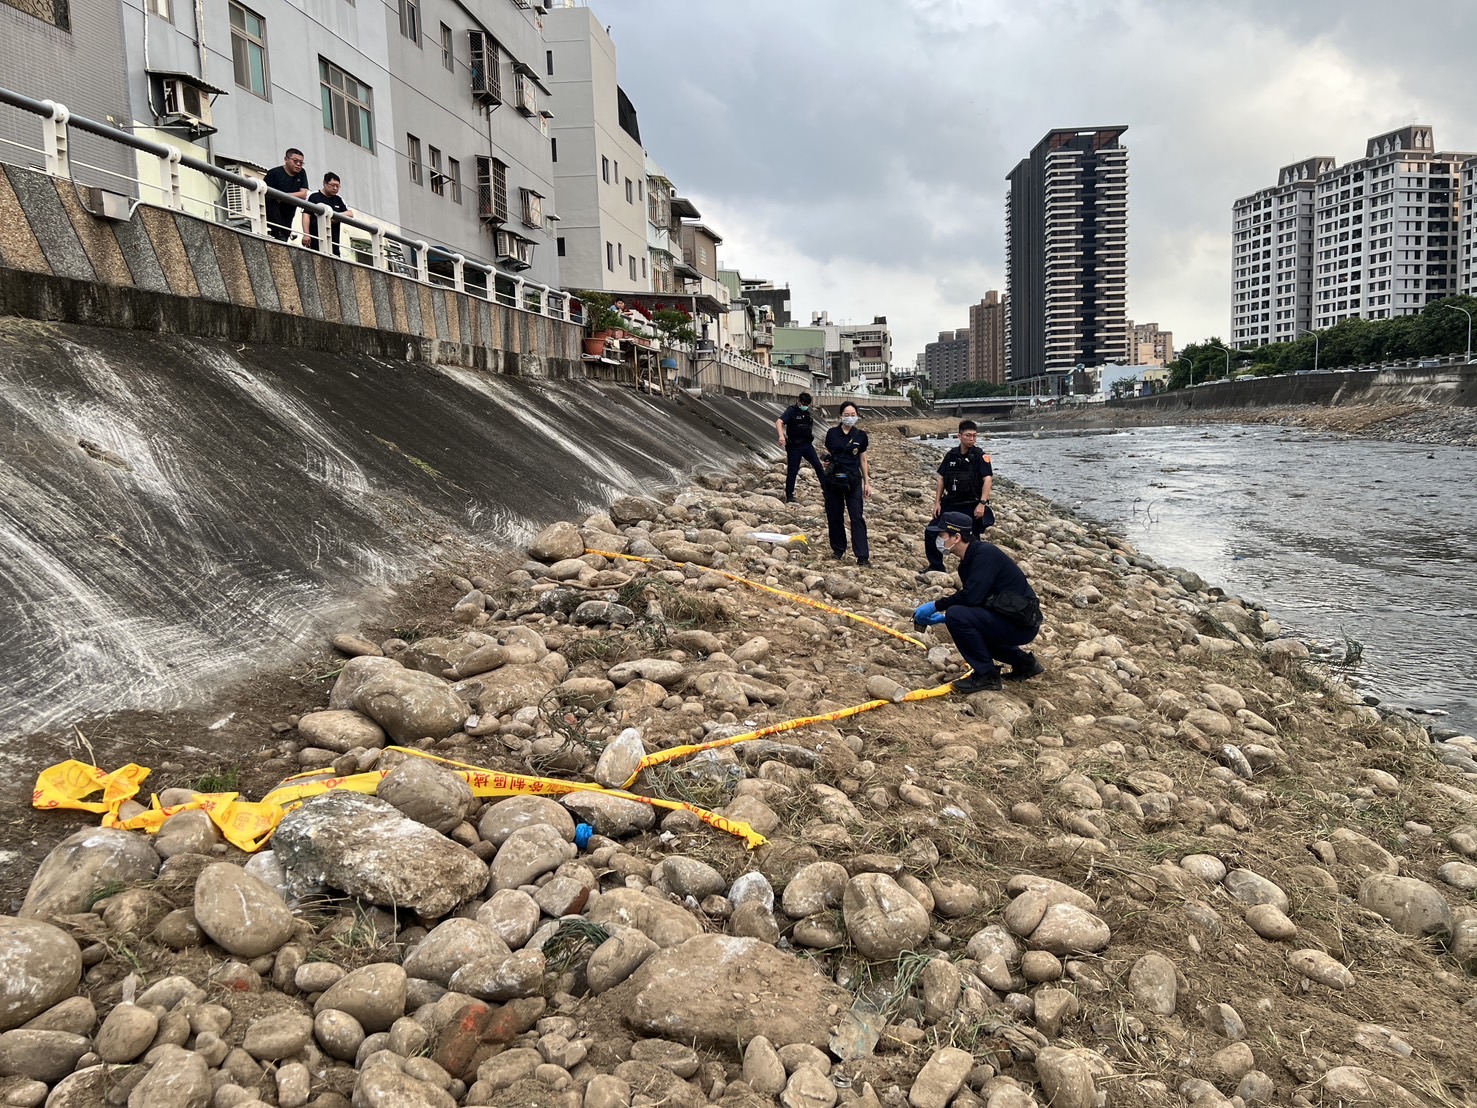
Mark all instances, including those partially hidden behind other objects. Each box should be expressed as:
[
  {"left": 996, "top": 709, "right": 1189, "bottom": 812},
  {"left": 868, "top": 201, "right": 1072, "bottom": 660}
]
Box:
[
  {"left": 1179, "top": 854, "right": 1227, "bottom": 883},
  {"left": 1245, "top": 903, "right": 1297, "bottom": 941}
]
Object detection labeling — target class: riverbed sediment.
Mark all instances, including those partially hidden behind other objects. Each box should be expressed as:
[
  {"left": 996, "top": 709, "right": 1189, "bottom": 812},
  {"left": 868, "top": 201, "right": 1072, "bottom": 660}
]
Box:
[{"left": 4, "top": 425, "right": 1476, "bottom": 1107}]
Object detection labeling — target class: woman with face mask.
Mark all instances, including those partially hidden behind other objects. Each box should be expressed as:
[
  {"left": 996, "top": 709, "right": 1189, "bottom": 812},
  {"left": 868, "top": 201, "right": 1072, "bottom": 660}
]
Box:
[{"left": 821, "top": 402, "right": 871, "bottom": 566}]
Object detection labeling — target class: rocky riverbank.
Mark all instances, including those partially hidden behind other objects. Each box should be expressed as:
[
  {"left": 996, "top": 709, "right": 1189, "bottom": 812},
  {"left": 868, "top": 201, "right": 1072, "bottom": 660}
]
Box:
[{"left": 3, "top": 428, "right": 1476, "bottom": 1108}]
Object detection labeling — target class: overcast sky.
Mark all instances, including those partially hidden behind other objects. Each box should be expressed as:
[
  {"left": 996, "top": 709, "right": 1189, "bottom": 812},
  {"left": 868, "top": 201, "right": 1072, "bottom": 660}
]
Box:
[{"left": 604, "top": 0, "right": 1477, "bottom": 366}]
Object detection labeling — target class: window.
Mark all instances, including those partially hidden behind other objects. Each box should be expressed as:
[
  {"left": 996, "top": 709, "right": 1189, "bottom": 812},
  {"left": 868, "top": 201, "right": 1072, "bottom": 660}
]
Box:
[
  {"left": 546, "top": 49, "right": 553, "bottom": 75},
  {"left": 429, "top": 146, "right": 443, "bottom": 195},
  {"left": 629, "top": 256, "right": 636, "bottom": 280},
  {"left": 476, "top": 157, "right": 508, "bottom": 221},
  {"left": 550, "top": 137, "right": 557, "bottom": 163},
  {"left": 146, "top": 0, "right": 170, "bottom": 19},
  {"left": 440, "top": 23, "right": 453, "bottom": 70},
  {"left": 398, "top": 0, "right": 420, "bottom": 44},
  {"left": 447, "top": 157, "right": 461, "bottom": 203},
  {"left": 229, "top": 3, "right": 269, "bottom": 98},
  {"left": 557, "top": 237, "right": 565, "bottom": 257},
  {"left": 320, "top": 59, "right": 375, "bottom": 150},
  {"left": 601, "top": 156, "right": 609, "bottom": 183},
  {"left": 625, "top": 178, "right": 633, "bottom": 203},
  {"left": 520, "top": 188, "right": 542, "bottom": 227},
  {"left": 613, "top": 160, "right": 619, "bottom": 182},
  {"left": 407, "top": 134, "right": 422, "bottom": 185},
  {"left": 607, "top": 242, "right": 614, "bottom": 271},
  {"left": 641, "top": 257, "right": 646, "bottom": 278}
]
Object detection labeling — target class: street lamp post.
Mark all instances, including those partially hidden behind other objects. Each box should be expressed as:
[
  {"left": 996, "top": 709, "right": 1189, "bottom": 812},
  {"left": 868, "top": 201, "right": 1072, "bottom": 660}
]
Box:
[
  {"left": 1297, "top": 326, "right": 1320, "bottom": 372},
  {"left": 1440, "top": 302, "right": 1473, "bottom": 364}
]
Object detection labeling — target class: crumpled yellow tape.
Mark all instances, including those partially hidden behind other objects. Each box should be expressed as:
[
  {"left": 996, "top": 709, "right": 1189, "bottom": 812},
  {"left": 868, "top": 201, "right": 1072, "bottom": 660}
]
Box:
[{"left": 32, "top": 747, "right": 769, "bottom": 854}]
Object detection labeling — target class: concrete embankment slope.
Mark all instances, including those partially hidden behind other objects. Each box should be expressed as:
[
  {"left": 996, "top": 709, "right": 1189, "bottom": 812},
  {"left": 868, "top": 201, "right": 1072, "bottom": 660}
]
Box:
[
  {"left": 0, "top": 316, "right": 790, "bottom": 742},
  {"left": 1116, "top": 363, "right": 1477, "bottom": 413}
]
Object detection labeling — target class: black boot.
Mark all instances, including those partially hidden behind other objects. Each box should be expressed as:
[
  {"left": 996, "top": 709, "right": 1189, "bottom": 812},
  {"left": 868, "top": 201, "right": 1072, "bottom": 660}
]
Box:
[
  {"left": 953, "top": 671, "right": 1003, "bottom": 694},
  {"left": 1005, "top": 653, "right": 1045, "bottom": 681}
]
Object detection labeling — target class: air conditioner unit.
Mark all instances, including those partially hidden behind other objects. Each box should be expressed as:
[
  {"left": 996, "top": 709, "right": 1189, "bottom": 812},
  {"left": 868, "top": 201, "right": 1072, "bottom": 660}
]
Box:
[
  {"left": 495, "top": 230, "right": 517, "bottom": 258},
  {"left": 161, "top": 77, "right": 213, "bottom": 132},
  {"left": 218, "top": 162, "right": 263, "bottom": 226}
]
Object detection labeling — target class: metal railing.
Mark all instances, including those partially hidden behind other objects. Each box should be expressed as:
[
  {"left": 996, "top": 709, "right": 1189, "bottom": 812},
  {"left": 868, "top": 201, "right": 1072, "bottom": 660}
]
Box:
[{"left": 0, "top": 85, "right": 579, "bottom": 326}]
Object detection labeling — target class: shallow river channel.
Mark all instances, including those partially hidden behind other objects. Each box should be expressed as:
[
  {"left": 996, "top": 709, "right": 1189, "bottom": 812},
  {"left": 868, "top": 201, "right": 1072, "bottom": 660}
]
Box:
[{"left": 946, "top": 423, "right": 1477, "bottom": 735}]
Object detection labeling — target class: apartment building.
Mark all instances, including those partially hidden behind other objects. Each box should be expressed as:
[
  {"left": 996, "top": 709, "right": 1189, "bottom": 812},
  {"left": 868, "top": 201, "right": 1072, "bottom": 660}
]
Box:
[
  {"left": 1314, "top": 127, "right": 1471, "bottom": 328},
  {"left": 1463, "top": 159, "right": 1477, "bottom": 296},
  {"left": 1126, "top": 320, "right": 1174, "bottom": 366},
  {"left": 846, "top": 318, "right": 893, "bottom": 388},
  {"left": 967, "top": 291, "right": 1006, "bottom": 384},
  {"left": 925, "top": 329, "right": 970, "bottom": 393},
  {"left": 1230, "top": 156, "right": 1329, "bottom": 346},
  {"left": 1006, "top": 127, "right": 1129, "bottom": 381},
  {"left": 543, "top": 3, "right": 648, "bottom": 292},
  {"left": 2, "top": 0, "right": 563, "bottom": 282},
  {"left": 1233, "top": 127, "right": 1474, "bottom": 339}
]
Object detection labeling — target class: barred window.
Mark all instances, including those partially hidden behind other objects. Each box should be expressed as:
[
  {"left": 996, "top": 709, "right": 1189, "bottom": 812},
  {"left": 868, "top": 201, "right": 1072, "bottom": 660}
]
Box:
[
  {"left": 230, "top": 2, "right": 269, "bottom": 98},
  {"left": 4, "top": 0, "right": 71, "bottom": 29}
]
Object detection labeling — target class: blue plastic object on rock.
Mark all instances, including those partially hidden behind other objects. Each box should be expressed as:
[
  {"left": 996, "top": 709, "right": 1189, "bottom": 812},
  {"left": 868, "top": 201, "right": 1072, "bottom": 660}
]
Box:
[{"left": 574, "top": 823, "right": 594, "bottom": 849}]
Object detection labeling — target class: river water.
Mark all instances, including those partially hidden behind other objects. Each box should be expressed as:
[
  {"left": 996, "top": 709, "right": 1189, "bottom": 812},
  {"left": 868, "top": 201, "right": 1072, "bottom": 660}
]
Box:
[{"left": 953, "top": 424, "right": 1477, "bottom": 735}]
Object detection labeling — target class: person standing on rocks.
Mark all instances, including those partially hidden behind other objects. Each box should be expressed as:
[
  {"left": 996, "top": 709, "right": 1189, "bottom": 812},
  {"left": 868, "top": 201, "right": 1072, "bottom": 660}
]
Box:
[
  {"left": 915, "top": 512, "right": 1044, "bottom": 692},
  {"left": 775, "top": 391, "right": 825, "bottom": 503},
  {"left": 922, "top": 419, "right": 993, "bottom": 574},
  {"left": 822, "top": 401, "right": 871, "bottom": 566}
]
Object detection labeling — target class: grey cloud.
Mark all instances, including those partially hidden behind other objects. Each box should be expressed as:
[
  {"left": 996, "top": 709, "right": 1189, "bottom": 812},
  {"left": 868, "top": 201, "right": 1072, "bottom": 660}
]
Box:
[{"left": 599, "top": 0, "right": 1477, "bottom": 359}]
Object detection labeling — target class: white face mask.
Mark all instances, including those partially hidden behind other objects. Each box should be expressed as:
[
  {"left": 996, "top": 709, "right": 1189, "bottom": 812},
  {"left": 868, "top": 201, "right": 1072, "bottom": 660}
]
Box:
[
  {"left": 935, "top": 537, "right": 948, "bottom": 553},
  {"left": 841, "top": 415, "right": 859, "bottom": 427}
]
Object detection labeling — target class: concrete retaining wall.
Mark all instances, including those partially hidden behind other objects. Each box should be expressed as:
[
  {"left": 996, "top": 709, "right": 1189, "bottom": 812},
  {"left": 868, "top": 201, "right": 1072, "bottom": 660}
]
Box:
[
  {"left": 0, "top": 162, "right": 583, "bottom": 377},
  {"left": 1114, "top": 365, "right": 1477, "bottom": 413}
]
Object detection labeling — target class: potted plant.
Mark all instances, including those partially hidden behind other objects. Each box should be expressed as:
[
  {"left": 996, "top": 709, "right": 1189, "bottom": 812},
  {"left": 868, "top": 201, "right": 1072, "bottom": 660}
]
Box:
[
  {"left": 651, "top": 307, "right": 698, "bottom": 346},
  {"left": 579, "top": 291, "right": 626, "bottom": 356}
]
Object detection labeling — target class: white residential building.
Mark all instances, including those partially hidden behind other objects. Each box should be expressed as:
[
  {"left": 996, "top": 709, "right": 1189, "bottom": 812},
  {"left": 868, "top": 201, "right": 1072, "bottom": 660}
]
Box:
[
  {"left": 543, "top": 3, "right": 649, "bottom": 293},
  {"left": 1231, "top": 156, "right": 1330, "bottom": 346},
  {"left": 1313, "top": 126, "right": 1470, "bottom": 328}
]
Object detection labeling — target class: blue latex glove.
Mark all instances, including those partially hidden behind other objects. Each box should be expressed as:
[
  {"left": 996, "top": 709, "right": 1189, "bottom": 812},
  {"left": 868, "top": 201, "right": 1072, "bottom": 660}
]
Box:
[
  {"left": 913, "top": 602, "right": 936, "bottom": 623},
  {"left": 926, "top": 609, "right": 946, "bottom": 625}
]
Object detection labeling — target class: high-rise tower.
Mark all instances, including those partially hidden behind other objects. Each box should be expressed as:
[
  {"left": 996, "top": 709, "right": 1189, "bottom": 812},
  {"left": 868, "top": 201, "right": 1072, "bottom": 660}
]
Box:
[{"left": 1005, "top": 127, "right": 1129, "bottom": 382}]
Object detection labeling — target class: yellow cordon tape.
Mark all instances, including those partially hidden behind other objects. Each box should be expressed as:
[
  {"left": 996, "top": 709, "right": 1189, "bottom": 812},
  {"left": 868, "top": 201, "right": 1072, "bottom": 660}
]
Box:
[
  {"left": 32, "top": 541, "right": 963, "bottom": 853},
  {"left": 584, "top": 549, "right": 927, "bottom": 650},
  {"left": 621, "top": 680, "right": 960, "bottom": 789}
]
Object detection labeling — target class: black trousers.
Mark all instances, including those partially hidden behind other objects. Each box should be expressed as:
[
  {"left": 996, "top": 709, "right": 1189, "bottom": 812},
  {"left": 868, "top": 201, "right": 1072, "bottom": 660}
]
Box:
[
  {"left": 944, "top": 606, "right": 1038, "bottom": 677},
  {"left": 784, "top": 443, "right": 825, "bottom": 499},
  {"left": 923, "top": 506, "right": 991, "bottom": 570},
  {"left": 824, "top": 479, "right": 869, "bottom": 560}
]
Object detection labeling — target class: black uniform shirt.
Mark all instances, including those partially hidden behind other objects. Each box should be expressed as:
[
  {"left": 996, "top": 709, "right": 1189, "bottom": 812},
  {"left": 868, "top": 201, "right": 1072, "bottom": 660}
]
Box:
[
  {"left": 780, "top": 404, "right": 815, "bottom": 445},
  {"left": 824, "top": 426, "right": 868, "bottom": 475},
  {"left": 264, "top": 165, "right": 309, "bottom": 231},
  {"left": 937, "top": 445, "right": 992, "bottom": 508},
  {"left": 935, "top": 540, "right": 1036, "bottom": 611}
]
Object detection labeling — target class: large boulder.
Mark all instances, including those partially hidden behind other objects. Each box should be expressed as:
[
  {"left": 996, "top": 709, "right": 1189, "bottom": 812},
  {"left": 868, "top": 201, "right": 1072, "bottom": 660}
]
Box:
[
  {"left": 328, "top": 655, "right": 402, "bottom": 710},
  {"left": 1357, "top": 875, "right": 1453, "bottom": 937},
  {"left": 193, "top": 863, "right": 296, "bottom": 957},
  {"left": 297, "top": 709, "right": 387, "bottom": 753},
  {"left": 587, "top": 888, "right": 702, "bottom": 948},
  {"left": 19, "top": 828, "right": 160, "bottom": 920},
  {"left": 452, "top": 664, "right": 556, "bottom": 717},
  {"left": 527, "top": 521, "right": 585, "bottom": 562},
  {"left": 377, "top": 757, "right": 474, "bottom": 833},
  {"left": 841, "top": 874, "right": 930, "bottom": 960},
  {"left": 273, "top": 792, "right": 488, "bottom": 918},
  {"left": 0, "top": 918, "right": 82, "bottom": 1031},
  {"left": 352, "top": 669, "right": 469, "bottom": 742},
  {"left": 616, "top": 934, "right": 850, "bottom": 1049}
]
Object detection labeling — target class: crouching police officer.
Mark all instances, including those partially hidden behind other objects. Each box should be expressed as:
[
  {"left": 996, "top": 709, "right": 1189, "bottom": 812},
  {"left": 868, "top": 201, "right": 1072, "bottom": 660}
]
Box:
[
  {"left": 922, "top": 420, "right": 993, "bottom": 573},
  {"left": 913, "top": 512, "right": 1045, "bottom": 693}
]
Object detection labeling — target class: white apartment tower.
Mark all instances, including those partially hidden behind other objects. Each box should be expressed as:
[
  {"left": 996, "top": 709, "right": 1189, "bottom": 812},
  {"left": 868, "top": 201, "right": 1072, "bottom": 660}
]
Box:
[
  {"left": 1234, "top": 127, "right": 1473, "bottom": 339},
  {"left": 1463, "top": 159, "right": 1477, "bottom": 295},
  {"left": 1314, "top": 126, "right": 1470, "bottom": 328},
  {"left": 1231, "top": 156, "right": 1331, "bottom": 346}
]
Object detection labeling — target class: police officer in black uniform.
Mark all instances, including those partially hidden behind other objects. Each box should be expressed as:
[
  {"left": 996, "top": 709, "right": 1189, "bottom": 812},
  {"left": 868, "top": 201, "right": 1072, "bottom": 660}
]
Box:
[
  {"left": 913, "top": 512, "right": 1045, "bottom": 693},
  {"left": 775, "top": 391, "right": 825, "bottom": 503},
  {"left": 922, "top": 420, "right": 993, "bottom": 573}
]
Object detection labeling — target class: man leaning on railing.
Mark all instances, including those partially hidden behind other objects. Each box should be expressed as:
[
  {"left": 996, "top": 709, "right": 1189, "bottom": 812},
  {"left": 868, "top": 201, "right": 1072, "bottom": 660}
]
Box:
[{"left": 264, "top": 148, "right": 308, "bottom": 241}]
